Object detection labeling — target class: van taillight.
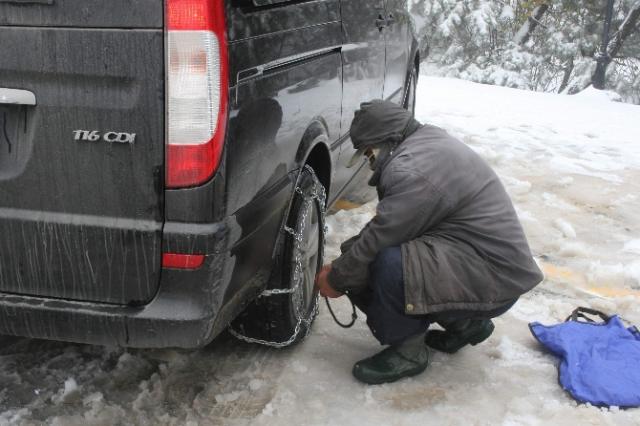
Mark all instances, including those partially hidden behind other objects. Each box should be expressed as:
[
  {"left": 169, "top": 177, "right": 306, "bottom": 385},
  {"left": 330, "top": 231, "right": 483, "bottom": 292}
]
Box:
[{"left": 166, "top": 0, "right": 228, "bottom": 188}]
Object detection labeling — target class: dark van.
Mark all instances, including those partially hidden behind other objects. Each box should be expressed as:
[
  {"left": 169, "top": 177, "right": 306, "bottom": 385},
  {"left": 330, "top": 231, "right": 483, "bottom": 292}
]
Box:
[{"left": 0, "top": 0, "right": 420, "bottom": 348}]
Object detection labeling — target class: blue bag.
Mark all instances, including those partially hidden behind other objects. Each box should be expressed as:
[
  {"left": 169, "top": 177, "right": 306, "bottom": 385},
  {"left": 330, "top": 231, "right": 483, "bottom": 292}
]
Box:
[{"left": 529, "top": 307, "right": 640, "bottom": 408}]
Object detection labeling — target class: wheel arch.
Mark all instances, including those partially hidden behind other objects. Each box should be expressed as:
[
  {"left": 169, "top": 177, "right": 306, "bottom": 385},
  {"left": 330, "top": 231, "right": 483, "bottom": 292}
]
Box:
[
  {"left": 265, "top": 119, "right": 333, "bottom": 290},
  {"left": 406, "top": 40, "right": 421, "bottom": 90},
  {"left": 303, "top": 144, "right": 331, "bottom": 199},
  {"left": 267, "top": 125, "right": 332, "bottom": 290},
  {"left": 294, "top": 119, "right": 333, "bottom": 198}
]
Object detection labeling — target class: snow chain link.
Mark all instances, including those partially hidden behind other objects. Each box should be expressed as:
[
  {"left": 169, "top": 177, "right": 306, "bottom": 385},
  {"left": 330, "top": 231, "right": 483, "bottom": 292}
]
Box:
[{"left": 228, "top": 167, "right": 327, "bottom": 348}]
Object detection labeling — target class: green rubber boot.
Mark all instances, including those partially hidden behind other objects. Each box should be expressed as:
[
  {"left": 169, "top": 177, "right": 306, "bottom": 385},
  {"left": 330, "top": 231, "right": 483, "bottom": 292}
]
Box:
[
  {"left": 425, "top": 319, "right": 495, "bottom": 354},
  {"left": 352, "top": 333, "right": 429, "bottom": 385}
]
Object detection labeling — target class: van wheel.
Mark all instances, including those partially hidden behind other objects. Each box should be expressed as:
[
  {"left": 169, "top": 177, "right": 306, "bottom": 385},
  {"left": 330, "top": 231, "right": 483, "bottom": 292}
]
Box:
[
  {"left": 230, "top": 166, "right": 325, "bottom": 346},
  {"left": 403, "top": 64, "right": 417, "bottom": 116}
]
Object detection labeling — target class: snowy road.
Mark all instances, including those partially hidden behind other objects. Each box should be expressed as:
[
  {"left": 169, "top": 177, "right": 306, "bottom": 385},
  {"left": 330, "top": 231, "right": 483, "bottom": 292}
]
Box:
[{"left": 1, "top": 76, "right": 640, "bottom": 425}]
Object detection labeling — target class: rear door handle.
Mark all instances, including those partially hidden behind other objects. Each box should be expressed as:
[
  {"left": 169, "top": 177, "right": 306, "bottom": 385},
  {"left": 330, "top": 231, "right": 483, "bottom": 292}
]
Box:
[{"left": 0, "top": 88, "right": 36, "bottom": 106}]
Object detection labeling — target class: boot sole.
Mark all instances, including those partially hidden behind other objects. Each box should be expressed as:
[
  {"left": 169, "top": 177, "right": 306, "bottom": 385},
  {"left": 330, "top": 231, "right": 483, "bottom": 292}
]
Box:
[{"left": 352, "top": 363, "right": 428, "bottom": 385}]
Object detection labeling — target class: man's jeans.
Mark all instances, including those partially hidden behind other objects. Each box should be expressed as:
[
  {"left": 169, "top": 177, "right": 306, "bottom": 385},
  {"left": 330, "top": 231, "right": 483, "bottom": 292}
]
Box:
[{"left": 348, "top": 246, "right": 517, "bottom": 346}]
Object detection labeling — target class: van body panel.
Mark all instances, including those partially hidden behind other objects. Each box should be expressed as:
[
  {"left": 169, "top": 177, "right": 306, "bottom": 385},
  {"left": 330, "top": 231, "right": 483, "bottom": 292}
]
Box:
[
  {"left": 0, "top": 0, "right": 163, "bottom": 29},
  {"left": 334, "top": 0, "right": 386, "bottom": 189},
  {"left": 0, "top": 27, "right": 164, "bottom": 304},
  {"left": 226, "top": 0, "right": 339, "bottom": 43},
  {"left": 227, "top": 29, "right": 343, "bottom": 213},
  {"left": 223, "top": 6, "right": 343, "bottom": 308},
  {"left": 382, "top": 0, "right": 411, "bottom": 102}
]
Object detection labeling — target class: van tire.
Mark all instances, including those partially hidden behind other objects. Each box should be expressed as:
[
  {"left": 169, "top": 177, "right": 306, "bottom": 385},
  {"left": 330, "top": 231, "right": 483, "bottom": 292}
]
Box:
[{"left": 230, "top": 166, "right": 324, "bottom": 346}]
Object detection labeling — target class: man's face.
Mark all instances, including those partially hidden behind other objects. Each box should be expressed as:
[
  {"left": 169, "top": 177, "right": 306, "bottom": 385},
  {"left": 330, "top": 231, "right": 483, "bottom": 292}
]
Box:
[{"left": 364, "top": 147, "right": 380, "bottom": 170}]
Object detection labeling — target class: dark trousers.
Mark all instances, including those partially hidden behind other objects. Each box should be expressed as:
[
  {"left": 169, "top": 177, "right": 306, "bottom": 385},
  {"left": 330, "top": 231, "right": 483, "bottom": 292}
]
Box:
[{"left": 348, "top": 246, "right": 517, "bottom": 346}]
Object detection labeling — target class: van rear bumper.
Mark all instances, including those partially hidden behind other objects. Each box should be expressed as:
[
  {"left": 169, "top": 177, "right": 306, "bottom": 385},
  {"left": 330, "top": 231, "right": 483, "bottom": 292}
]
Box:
[
  {"left": 0, "top": 290, "right": 215, "bottom": 348},
  {"left": 0, "top": 220, "right": 242, "bottom": 348}
]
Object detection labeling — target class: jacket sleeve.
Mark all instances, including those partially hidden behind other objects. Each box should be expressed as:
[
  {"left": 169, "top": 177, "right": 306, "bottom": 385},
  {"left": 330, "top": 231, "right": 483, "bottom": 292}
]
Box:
[
  {"left": 339, "top": 222, "right": 371, "bottom": 254},
  {"left": 328, "top": 164, "right": 452, "bottom": 294},
  {"left": 339, "top": 234, "right": 361, "bottom": 255}
]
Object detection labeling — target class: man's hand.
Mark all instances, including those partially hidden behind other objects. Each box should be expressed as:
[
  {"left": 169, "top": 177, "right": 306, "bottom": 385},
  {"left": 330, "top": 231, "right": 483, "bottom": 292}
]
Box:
[{"left": 315, "top": 264, "right": 343, "bottom": 298}]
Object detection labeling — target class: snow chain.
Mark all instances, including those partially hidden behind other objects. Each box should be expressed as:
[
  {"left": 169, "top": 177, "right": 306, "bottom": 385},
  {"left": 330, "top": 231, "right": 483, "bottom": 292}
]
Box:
[{"left": 228, "top": 166, "right": 327, "bottom": 348}]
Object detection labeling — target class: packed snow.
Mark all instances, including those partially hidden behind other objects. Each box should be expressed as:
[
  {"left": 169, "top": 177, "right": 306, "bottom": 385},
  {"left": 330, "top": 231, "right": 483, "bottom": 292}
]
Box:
[{"left": 1, "top": 76, "right": 639, "bottom": 425}]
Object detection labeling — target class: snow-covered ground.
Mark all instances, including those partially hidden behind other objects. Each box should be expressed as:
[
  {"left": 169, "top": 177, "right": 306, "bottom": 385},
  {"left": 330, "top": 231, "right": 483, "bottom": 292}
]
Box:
[{"left": 1, "top": 76, "right": 639, "bottom": 425}]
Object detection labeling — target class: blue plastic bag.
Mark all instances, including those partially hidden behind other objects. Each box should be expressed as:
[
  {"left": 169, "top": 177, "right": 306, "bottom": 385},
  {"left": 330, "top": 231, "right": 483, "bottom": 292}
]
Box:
[{"left": 529, "top": 307, "right": 640, "bottom": 408}]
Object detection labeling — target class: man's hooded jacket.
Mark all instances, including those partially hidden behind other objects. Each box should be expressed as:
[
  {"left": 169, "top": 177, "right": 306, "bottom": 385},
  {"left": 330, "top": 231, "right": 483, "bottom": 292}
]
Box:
[{"left": 329, "top": 100, "right": 543, "bottom": 314}]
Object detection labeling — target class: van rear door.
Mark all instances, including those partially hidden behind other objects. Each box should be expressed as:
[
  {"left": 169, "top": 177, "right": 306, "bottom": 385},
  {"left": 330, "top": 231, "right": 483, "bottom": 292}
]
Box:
[{"left": 0, "top": 0, "right": 165, "bottom": 304}]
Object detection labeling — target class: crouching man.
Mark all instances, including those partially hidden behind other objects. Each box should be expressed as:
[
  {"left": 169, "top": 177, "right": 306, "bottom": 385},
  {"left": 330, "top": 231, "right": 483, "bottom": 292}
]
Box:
[{"left": 315, "top": 100, "right": 543, "bottom": 385}]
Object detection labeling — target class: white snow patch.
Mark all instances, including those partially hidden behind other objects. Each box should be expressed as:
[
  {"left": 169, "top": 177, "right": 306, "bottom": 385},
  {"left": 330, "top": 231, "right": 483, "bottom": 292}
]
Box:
[
  {"left": 587, "top": 261, "right": 640, "bottom": 288},
  {"left": 249, "top": 379, "right": 264, "bottom": 391},
  {"left": 541, "top": 192, "right": 579, "bottom": 212},
  {"left": 623, "top": 239, "right": 640, "bottom": 255},
  {"left": 82, "top": 392, "right": 103, "bottom": 406},
  {"left": 51, "top": 377, "right": 80, "bottom": 405},
  {"left": 513, "top": 206, "right": 539, "bottom": 224},
  {"left": 558, "top": 176, "right": 574, "bottom": 186},
  {"left": 214, "top": 391, "right": 242, "bottom": 404},
  {"left": 557, "top": 241, "right": 589, "bottom": 258},
  {"left": 552, "top": 218, "right": 577, "bottom": 238},
  {"left": 500, "top": 5, "right": 515, "bottom": 20},
  {"left": 502, "top": 175, "right": 532, "bottom": 196},
  {"left": 573, "top": 86, "right": 623, "bottom": 103}
]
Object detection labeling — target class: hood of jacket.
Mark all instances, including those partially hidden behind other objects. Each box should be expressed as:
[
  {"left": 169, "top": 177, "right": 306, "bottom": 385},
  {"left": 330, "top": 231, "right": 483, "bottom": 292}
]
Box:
[
  {"left": 350, "top": 99, "right": 422, "bottom": 151},
  {"left": 349, "top": 100, "right": 422, "bottom": 186}
]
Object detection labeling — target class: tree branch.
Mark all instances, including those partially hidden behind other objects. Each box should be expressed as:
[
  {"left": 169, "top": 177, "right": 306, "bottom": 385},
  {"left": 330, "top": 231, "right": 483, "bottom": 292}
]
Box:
[
  {"left": 606, "top": 1, "right": 640, "bottom": 60},
  {"left": 590, "top": 1, "right": 640, "bottom": 90},
  {"left": 514, "top": 4, "right": 550, "bottom": 45}
]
